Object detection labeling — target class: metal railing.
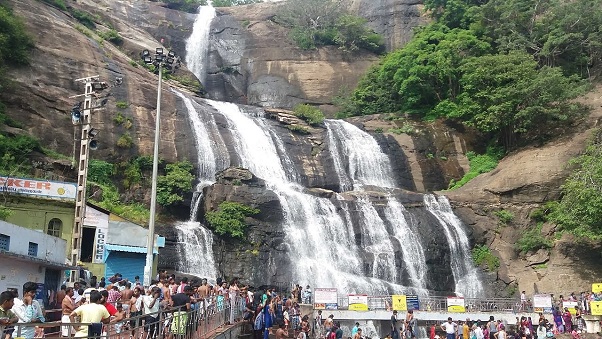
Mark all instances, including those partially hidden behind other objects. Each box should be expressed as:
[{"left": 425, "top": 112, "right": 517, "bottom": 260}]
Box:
[
  {"left": 333, "top": 295, "right": 524, "bottom": 313},
  {"left": 2, "top": 296, "right": 245, "bottom": 339}
]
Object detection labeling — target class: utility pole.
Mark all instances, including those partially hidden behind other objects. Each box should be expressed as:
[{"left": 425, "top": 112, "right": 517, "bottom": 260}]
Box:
[{"left": 69, "top": 76, "right": 108, "bottom": 283}]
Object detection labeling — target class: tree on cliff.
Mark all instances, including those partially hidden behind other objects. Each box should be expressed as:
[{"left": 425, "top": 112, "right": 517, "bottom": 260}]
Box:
[{"left": 275, "top": 0, "right": 384, "bottom": 53}]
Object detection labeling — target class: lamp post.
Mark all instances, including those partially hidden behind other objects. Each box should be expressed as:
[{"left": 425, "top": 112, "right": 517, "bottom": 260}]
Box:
[{"left": 142, "top": 47, "right": 178, "bottom": 287}]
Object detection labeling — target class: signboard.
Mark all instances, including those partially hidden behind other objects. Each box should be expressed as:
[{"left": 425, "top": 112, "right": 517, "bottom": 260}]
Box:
[
  {"left": 533, "top": 294, "right": 553, "bottom": 313},
  {"left": 447, "top": 297, "right": 465, "bottom": 313},
  {"left": 591, "top": 301, "right": 602, "bottom": 315},
  {"left": 392, "top": 295, "right": 407, "bottom": 311},
  {"left": 314, "top": 288, "right": 338, "bottom": 310},
  {"left": 593, "top": 283, "right": 602, "bottom": 293},
  {"left": 0, "top": 176, "right": 76, "bottom": 201},
  {"left": 406, "top": 295, "right": 420, "bottom": 311},
  {"left": 563, "top": 301, "right": 578, "bottom": 315},
  {"left": 86, "top": 206, "right": 109, "bottom": 264},
  {"left": 348, "top": 295, "right": 368, "bottom": 311}
]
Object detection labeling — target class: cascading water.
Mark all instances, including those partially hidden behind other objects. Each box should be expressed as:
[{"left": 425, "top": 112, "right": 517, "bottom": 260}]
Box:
[
  {"left": 385, "top": 196, "right": 429, "bottom": 292},
  {"left": 185, "top": 2, "right": 216, "bottom": 84},
  {"left": 325, "top": 119, "right": 396, "bottom": 189},
  {"left": 177, "top": 0, "right": 484, "bottom": 295},
  {"left": 424, "top": 194, "right": 483, "bottom": 297},
  {"left": 172, "top": 91, "right": 227, "bottom": 279}
]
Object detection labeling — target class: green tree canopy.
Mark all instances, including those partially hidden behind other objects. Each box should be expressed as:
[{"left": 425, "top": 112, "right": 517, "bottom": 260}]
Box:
[
  {"left": 205, "top": 201, "right": 259, "bottom": 238},
  {"left": 156, "top": 160, "right": 195, "bottom": 206},
  {"left": 444, "top": 51, "right": 587, "bottom": 147}
]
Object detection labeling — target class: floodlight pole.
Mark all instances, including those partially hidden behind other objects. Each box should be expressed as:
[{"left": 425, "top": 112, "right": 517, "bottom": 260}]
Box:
[
  {"left": 144, "top": 62, "right": 163, "bottom": 287},
  {"left": 69, "top": 75, "right": 98, "bottom": 283}
]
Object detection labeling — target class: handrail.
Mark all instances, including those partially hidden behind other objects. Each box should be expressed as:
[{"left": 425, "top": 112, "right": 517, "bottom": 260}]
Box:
[{"left": 2, "top": 296, "right": 246, "bottom": 339}]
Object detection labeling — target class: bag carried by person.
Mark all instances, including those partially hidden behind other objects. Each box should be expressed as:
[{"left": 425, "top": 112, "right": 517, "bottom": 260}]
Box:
[{"left": 254, "top": 309, "right": 265, "bottom": 330}]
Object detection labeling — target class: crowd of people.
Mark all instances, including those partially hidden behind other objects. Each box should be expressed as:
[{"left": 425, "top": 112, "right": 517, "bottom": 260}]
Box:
[{"left": 0, "top": 272, "right": 317, "bottom": 339}]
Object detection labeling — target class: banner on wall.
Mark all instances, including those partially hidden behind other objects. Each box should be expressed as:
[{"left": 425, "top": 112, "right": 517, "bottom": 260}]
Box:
[
  {"left": 0, "top": 176, "right": 76, "bottom": 201},
  {"left": 447, "top": 297, "right": 466, "bottom": 313},
  {"left": 533, "top": 294, "right": 553, "bottom": 313},
  {"left": 348, "top": 295, "right": 369, "bottom": 311},
  {"left": 392, "top": 295, "right": 407, "bottom": 311},
  {"left": 592, "top": 283, "right": 602, "bottom": 293},
  {"left": 314, "top": 288, "right": 338, "bottom": 310}
]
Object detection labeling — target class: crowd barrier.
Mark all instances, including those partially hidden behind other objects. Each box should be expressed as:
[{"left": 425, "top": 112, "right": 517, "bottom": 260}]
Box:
[{"left": 1, "top": 296, "right": 245, "bottom": 339}]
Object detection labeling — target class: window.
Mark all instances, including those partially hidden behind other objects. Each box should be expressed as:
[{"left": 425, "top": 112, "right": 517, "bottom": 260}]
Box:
[
  {"left": 28, "top": 242, "right": 38, "bottom": 256},
  {"left": 47, "top": 218, "right": 62, "bottom": 237},
  {"left": 0, "top": 234, "right": 9, "bottom": 251}
]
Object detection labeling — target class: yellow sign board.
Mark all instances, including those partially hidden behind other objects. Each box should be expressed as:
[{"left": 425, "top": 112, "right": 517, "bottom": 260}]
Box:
[
  {"left": 591, "top": 301, "right": 602, "bottom": 316},
  {"left": 348, "top": 295, "right": 369, "bottom": 311},
  {"left": 392, "top": 295, "right": 407, "bottom": 311},
  {"left": 593, "top": 283, "right": 602, "bottom": 293},
  {"left": 447, "top": 297, "right": 466, "bottom": 313}
]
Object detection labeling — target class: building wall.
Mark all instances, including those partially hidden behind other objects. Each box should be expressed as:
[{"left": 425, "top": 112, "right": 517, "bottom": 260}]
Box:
[
  {"left": 0, "top": 220, "right": 67, "bottom": 263},
  {"left": 3, "top": 196, "right": 74, "bottom": 252},
  {"left": 0, "top": 260, "right": 44, "bottom": 294}
]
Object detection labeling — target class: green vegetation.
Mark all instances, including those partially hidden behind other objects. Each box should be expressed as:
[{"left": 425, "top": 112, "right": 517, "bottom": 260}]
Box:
[
  {"left": 171, "top": 75, "right": 203, "bottom": 93},
  {"left": 448, "top": 147, "right": 503, "bottom": 189},
  {"left": 156, "top": 161, "right": 195, "bottom": 207},
  {"left": 121, "top": 156, "right": 152, "bottom": 189},
  {"left": 286, "top": 125, "right": 310, "bottom": 135},
  {"left": 494, "top": 210, "right": 514, "bottom": 224},
  {"left": 71, "top": 9, "right": 97, "bottom": 29},
  {"left": 515, "top": 223, "right": 553, "bottom": 254},
  {"left": 205, "top": 201, "right": 260, "bottom": 238},
  {"left": 276, "top": 0, "right": 384, "bottom": 53},
  {"left": 549, "top": 129, "right": 602, "bottom": 239},
  {"left": 158, "top": 0, "right": 208, "bottom": 13},
  {"left": 534, "top": 263, "right": 548, "bottom": 270},
  {"left": 0, "top": 205, "right": 13, "bottom": 220},
  {"left": 292, "top": 104, "right": 325, "bottom": 126},
  {"left": 97, "top": 29, "right": 123, "bottom": 45},
  {"left": 40, "top": 0, "right": 67, "bottom": 10},
  {"left": 74, "top": 24, "right": 93, "bottom": 38},
  {"left": 115, "top": 101, "right": 129, "bottom": 109},
  {"left": 116, "top": 133, "right": 133, "bottom": 148},
  {"left": 388, "top": 123, "right": 414, "bottom": 135},
  {"left": 113, "top": 112, "right": 126, "bottom": 125},
  {"left": 472, "top": 245, "right": 500, "bottom": 271},
  {"left": 213, "top": 0, "right": 261, "bottom": 6},
  {"left": 338, "top": 0, "right": 599, "bottom": 150}
]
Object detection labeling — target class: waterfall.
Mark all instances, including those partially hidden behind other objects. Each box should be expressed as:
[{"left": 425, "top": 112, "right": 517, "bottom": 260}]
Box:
[
  {"left": 175, "top": 221, "right": 217, "bottom": 280},
  {"left": 172, "top": 90, "right": 227, "bottom": 279},
  {"left": 325, "top": 120, "right": 396, "bottom": 190},
  {"left": 185, "top": 3, "right": 216, "bottom": 84},
  {"left": 385, "top": 196, "right": 428, "bottom": 292},
  {"left": 424, "top": 194, "right": 483, "bottom": 297}
]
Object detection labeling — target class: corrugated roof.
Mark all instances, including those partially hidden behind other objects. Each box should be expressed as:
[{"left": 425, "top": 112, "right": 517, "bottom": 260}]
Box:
[{"left": 105, "top": 244, "right": 158, "bottom": 254}]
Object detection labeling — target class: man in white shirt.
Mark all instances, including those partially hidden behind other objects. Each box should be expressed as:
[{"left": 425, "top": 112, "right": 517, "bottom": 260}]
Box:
[
  {"left": 520, "top": 291, "right": 527, "bottom": 311},
  {"left": 143, "top": 287, "right": 161, "bottom": 338},
  {"left": 13, "top": 282, "right": 45, "bottom": 339},
  {"left": 441, "top": 317, "right": 457, "bottom": 339}
]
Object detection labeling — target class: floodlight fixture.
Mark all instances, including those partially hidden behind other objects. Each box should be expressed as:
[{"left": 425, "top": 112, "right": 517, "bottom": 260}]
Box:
[
  {"left": 88, "top": 128, "right": 99, "bottom": 138},
  {"left": 144, "top": 56, "right": 153, "bottom": 64},
  {"left": 92, "top": 81, "right": 109, "bottom": 92},
  {"left": 89, "top": 139, "right": 99, "bottom": 150},
  {"left": 156, "top": 47, "right": 164, "bottom": 55},
  {"left": 142, "top": 50, "right": 150, "bottom": 57},
  {"left": 168, "top": 50, "right": 175, "bottom": 58},
  {"left": 71, "top": 108, "right": 81, "bottom": 125}
]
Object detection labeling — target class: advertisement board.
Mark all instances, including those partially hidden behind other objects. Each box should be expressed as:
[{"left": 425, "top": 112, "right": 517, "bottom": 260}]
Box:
[
  {"left": 406, "top": 295, "right": 420, "bottom": 311},
  {"left": 0, "top": 176, "right": 76, "bottom": 201},
  {"left": 314, "top": 288, "right": 338, "bottom": 310},
  {"left": 348, "top": 295, "right": 368, "bottom": 311},
  {"left": 533, "top": 294, "right": 553, "bottom": 313},
  {"left": 591, "top": 301, "right": 602, "bottom": 315},
  {"left": 447, "top": 297, "right": 465, "bottom": 313},
  {"left": 392, "top": 295, "right": 407, "bottom": 311},
  {"left": 563, "top": 301, "right": 578, "bottom": 315},
  {"left": 593, "top": 283, "right": 602, "bottom": 294}
]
